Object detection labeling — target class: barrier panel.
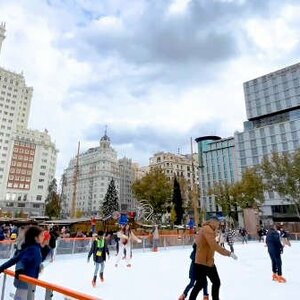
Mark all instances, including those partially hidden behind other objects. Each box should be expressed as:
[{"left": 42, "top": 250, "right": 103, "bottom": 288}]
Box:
[
  {"left": 1, "top": 269, "right": 101, "bottom": 300},
  {"left": 1, "top": 232, "right": 300, "bottom": 260}
]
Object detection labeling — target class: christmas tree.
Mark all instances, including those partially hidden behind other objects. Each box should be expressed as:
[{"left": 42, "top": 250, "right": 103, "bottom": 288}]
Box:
[
  {"left": 101, "top": 178, "right": 120, "bottom": 218},
  {"left": 172, "top": 177, "right": 184, "bottom": 225}
]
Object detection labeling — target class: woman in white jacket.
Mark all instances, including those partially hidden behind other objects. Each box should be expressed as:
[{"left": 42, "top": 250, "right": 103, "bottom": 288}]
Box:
[{"left": 115, "top": 224, "right": 142, "bottom": 268}]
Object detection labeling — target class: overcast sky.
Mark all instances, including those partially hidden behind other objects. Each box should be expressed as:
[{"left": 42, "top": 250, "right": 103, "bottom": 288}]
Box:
[{"left": 1, "top": 0, "right": 300, "bottom": 177}]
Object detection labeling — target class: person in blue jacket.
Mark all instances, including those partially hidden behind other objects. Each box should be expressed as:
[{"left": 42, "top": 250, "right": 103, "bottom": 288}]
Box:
[
  {"left": 266, "top": 225, "right": 286, "bottom": 283},
  {"left": 178, "top": 244, "right": 209, "bottom": 300},
  {"left": 0, "top": 225, "right": 50, "bottom": 300},
  {"left": 88, "top": 231, "right": 110, "bottom": 287}
]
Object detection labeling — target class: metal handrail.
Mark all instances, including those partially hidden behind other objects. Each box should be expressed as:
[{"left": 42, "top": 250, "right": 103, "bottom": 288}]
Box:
[{"left": 2, "top": 269, "right": 101, "bottom": 300}]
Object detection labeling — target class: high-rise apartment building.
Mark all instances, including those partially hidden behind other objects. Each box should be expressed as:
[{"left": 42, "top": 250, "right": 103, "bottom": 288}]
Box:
[
  {"left": 0, "top": 24, "right": 57, "bottom": 216},
  {"left": 195, "top": 136, "right": 238, "bottom": 218},
  {"left": 235, "top": 62, "right": 300, "bottom": 221},
  {"left": 62, "top": 133, "right": 120, "bottom": 215}
]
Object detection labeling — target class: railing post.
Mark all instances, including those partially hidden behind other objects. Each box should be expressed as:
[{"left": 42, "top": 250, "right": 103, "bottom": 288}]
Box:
[
  {"left": 142, "top": 238, "right": 145, "bottom": 252},
  {"left": 45, "top": 288, "right": 53, "bottom": 299},
  {"left": 1, "top": 273, "right": 7, "bottom": 300},
  {"left": 72, "top": 239, "right": 76, "bottom": 254},
  {"left": 164, "top": 236, "right": 166, "bottom": 250}
]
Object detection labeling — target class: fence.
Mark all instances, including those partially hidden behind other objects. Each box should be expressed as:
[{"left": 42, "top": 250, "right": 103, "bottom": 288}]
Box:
[
  {"left": 1, "top": 269, "right": 101, "bottom": 300},
  {"left": 1, "top": 232, "right": 300, "bottom": 260}
]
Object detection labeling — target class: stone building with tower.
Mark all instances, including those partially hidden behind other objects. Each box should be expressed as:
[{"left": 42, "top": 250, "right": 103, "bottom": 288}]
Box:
[{"left": 0, "top": 23, "right": 57, "bottom": 216}]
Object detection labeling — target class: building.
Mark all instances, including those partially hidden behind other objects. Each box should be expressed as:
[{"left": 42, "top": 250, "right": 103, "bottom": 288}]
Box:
[
  {"left": 149, "top": 151, "right": 199, "bottom": 188},
  {"left": 195, "top": 136, "right": 238, "bottom": 218},
  {"left": 119, "top": 157, "right": 135, "bottom": 211},
  {"left": 62, "top": 133, "right": 120, "bottom": 216},
  {"left": 235, "top": 62, "right": 300, "bottom": 221},
  {"left": 131, "top": 162, "right": 147, "bottom": 181},
  {"left": 0, "top": 24, "right": 57, "bottom": 216},
  {"left": 0, "top": 22, "right": 5, "bottom": 56}
]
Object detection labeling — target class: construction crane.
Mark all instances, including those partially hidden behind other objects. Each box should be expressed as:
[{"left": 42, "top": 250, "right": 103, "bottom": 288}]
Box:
[{"left": 71, "top": 141, "right": 80, "bottom": 218}]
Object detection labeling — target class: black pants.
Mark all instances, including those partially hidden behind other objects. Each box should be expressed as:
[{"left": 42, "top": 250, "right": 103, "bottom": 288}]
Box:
[
  {"left": 269, "top": 252, "right": 282, "bottom": 276},
  {"left": 189, "top": 264, "right": 221, "bottom": 300}
]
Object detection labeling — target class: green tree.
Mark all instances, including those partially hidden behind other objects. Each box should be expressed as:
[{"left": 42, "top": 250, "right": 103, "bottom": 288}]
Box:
[
  {"left": 45, "top": 179, "right": 61, "bottom": 219},
  {"left": 233, "top": 168, "right": 264, "bottom": 209},
  {"left": 209, "top": 182, "right": 236, "bottom": 217},
  {"left": 101, "top": 178, "right": 119, "bottom": 218},
  {"left": 132, "top": 168, "right": 172, "bottom": 216},
  {"left": 260, "top": 151, "right": 300, "bottom": 218},
  {"left": 172, "top": 177, "right": 184, "bottom": 225}
]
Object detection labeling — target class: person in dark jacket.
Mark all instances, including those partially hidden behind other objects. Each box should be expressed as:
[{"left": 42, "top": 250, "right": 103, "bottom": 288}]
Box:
[
  {"left": 266, "top": 225, "right": 286, "bottom": 283},
  {"left": 178, "top": 244, "right": 209, "bottom": 300},
  {"left": 0, "top": 226, "right": 50, "bottom": 300},
  {"left": 49, "top": 226, "right": 59, "bottom": 262},
  {"left": 88, "top": 231, "right": 110, "bottom": 287}
]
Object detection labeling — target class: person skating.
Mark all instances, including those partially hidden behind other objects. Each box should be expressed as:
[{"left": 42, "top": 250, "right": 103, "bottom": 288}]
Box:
[
  {"left": 88, "top": 231, "right": 109, "bottom": 287},
  {"left": 115, "top": 224, "right": 141, "bottom": 267},
  {"left": 151, "top": 225, "right": 160, "bottom": 252},
  {"left": 189, "top": 217, "right": 237, "bottom": 300},
  {"left": 226, "top": 227, "right": 236, "bottom": 253},
  {"left": 239, "top": 228, "right": 248, "bottom": 244},
  {"left": 266, "top": 225, "right": 286, "bottom": 283},
  {"left": 0, "top": 226, "right": 50, "bottom": 300},
  {"left": 179, "top": 243, "right": 209, "bottom": 300}
]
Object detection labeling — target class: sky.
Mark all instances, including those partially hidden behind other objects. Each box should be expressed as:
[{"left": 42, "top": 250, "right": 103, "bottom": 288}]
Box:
[{"left": 1, "top": 0, "right": 300, "bottom": 177}]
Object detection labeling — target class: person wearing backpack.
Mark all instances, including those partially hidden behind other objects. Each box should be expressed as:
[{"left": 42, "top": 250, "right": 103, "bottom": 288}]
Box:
[{"left": 87, "top": 231, "right": 110, "bottom": 287}]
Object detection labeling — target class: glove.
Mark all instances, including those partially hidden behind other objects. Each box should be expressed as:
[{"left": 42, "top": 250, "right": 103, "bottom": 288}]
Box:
[
  {"left": 230, "top": 252, "right": 238, "bottom": 260},
  {"left": 15, "top": 269, "right": 24, "bottom": 280}
]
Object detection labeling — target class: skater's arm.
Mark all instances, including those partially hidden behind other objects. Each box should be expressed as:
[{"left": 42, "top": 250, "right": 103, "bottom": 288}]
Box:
[
  {"left": 0, "top": 252, "right": 22, "bottom": 272},
  {"left": 88, "top": 241, "right": 95, "bottom": 260},
  {"left": 117, "top": 232, "right": 128, "bottom": 240},
  {"left": 203, "top": 227, "right": 231, "bottom": 256},
  {"left": 130, "top": 231, "right": 141, "bottom": 243}
]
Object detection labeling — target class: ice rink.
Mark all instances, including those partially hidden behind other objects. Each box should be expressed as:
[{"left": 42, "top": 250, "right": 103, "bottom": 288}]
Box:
[{"left": 1, "top": 242, "right": 299, "bottom": 299}]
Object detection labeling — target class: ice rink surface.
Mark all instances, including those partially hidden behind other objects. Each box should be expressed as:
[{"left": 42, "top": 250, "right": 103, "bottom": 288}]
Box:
[{"left": 1, "top": 242, "right": 299, "bottom": 299}]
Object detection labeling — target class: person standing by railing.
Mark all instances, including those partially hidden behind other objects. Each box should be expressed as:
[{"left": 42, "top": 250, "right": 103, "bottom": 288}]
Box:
[
  {"left": 0, "top": 226, "right": 50, "bottom": 300},
  {"left": 88, "top": 231, "right": 110, "bottom": 287},
  {"left": 151, "top": 225, "right": 160, "bottom": 252}
]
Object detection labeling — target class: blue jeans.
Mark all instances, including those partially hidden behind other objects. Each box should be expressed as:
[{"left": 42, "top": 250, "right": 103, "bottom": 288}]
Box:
[
  {"left": 183, "top": 278, "right": 208, "bottom": 297},
  {"left": 94, "top": 262, "right": 105, "bottom": 276}
]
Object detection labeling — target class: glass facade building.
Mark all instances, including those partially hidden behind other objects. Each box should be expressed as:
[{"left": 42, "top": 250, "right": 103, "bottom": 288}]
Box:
[{"left": 235, "top": 62, "right": 300, "bottom": 221}]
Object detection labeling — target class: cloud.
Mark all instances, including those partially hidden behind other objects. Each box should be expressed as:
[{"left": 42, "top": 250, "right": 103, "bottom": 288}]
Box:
[{"left": 1, "top": 0, "right": 300, "bottom": 177}]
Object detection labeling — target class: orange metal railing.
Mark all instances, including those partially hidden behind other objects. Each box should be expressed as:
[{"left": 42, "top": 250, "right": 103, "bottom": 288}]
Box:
[{"left": 2, "top": 269, "right": 101, "bottom": 300}]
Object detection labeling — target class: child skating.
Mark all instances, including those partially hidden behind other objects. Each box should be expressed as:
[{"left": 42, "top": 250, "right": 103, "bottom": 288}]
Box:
[{"left": 88, "top": 231, "right": 110, "bottom": 287}]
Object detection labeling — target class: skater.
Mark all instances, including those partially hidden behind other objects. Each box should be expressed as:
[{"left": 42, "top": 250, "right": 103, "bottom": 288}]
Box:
[
  {"left": 217, "top": 229, "right": 225, "bottom": 248},
  {"left": 115, "top": 224, "right": 142, "bottom": 267},
  {"left": 178, "top": 243, "right": 209, "bottom": 300},
  {"left": 279, "top": 227, "right": 291, "bottom": 247},
  {"left": 257, "top": 227, "right": 263, "bottom": 242},
  {"left": 226, "top": 227, "right": 236, "bottom": 253},
  {"left": 87, "top": 231, "right": 109, "bottom": 287},
  {"left": 239, "top": 228, "right": 248, "bottom": 244},
  {"left": 49, "top": 226, "right": 59, "bottom": 262},
  {"left": 0, "top": 226, "right": 50, "bottom": 300},
  {"left": 151, "top": 225, "right": 159, "bottom": 252},
  {"left": 266, "top": 225, "right": 286, "bottom": 283},
  {"left": 189, "top": 217, "right": 237, "bottom": 300}
]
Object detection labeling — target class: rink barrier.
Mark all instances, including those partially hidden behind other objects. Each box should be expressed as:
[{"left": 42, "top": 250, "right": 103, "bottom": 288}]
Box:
[
  {"left": 1, "top": 269, "right": 101, "bottom": 300},
  {"left": 1, "top": 232, "right": 300, "bottom": 259}
]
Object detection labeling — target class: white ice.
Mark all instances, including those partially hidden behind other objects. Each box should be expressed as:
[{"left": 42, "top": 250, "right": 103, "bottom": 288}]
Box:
[{"left": 1, "top": 242, "right": 299, "bottom": 300}]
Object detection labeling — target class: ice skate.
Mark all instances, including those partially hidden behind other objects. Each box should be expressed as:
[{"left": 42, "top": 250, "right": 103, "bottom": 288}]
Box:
[
  {"left": 277, "top": 276, "right": 286, "bottom": 283},
  {"left": 178, "top": 294, "right": 185, "bottom": 300},
  {"left": 272, "top": 273, "right": 278, "bottom": 281},
  {"left": 92, "top": 275, "right": 97, "bottom": 288},
  {"left": 203, "top": 295, "right": 209, "bottom": 300}
]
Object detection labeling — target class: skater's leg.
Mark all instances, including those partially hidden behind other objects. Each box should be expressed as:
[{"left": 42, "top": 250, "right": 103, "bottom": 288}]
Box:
[
  {"left": 189, "top": 264, "right": 206, "bottom": 300},
  {"left": 125, "top": 245, "right": 131, "bottom": 265},
  {"left": 229, "top": 245, "right": 234, "bottom": 253},
  {"left": 14, "top": 288, "right": 28, "bottom": 300},
  {"left": 274, "top": 254, "right": 282, "bottom": 276},
  {"left": 115, "top": 244, "right": 124, "bottom": 265},
  {"left": 182, "top": 279, "right": 196, "bottom": 298},
  {"left": 206, "top": 265, "right": 221, "bottom": 300},
  {"left": 100, "top": 262, "right": 105, "bottom": 281},
  {"left": 269, "top": 253, "right": 277, "bottom": 274},
  {"left": 94, "top": 262, "right": 100, "bottom": 276},
  {"left": 203, "top": 276, "right": 209, "bottom": 296}
]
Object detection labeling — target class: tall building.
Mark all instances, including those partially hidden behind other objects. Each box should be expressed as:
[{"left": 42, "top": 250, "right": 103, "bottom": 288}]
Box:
[
  {"left": 0, "top": 22, "right": 5, "bottom": 56},
  {"left": 62, "top": 133, "right": 120, "bottom": 216},
  {"left": 0, "top": 24, "right": 57, "bottom": 216},
  {"left": 132, "top": 162, "right": 147, "bottom": 182},
  {"left": 149, "top": 151, "right": 199, "bottom": 188},
  {"left": 119, "top": 157, "right": 135, "bottom": 211},
  {"left": 195, "top": 136, "right": 238, "bottom": 218},
  {"left": 235, "top": 62, "right": 300, "bottom": 221}
]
